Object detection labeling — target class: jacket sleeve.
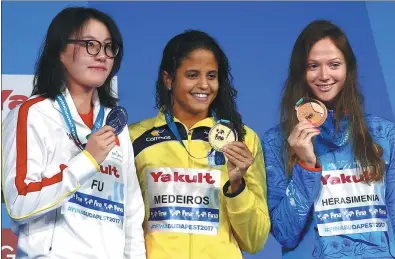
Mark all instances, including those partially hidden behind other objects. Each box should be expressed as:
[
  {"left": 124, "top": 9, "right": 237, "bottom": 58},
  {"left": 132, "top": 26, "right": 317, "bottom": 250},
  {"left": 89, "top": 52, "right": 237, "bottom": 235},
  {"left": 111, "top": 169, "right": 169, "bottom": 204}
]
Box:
[
  {"left": 385, "top": 122, "right": 395, "bottom": 237},
  {"left": 223, "top": 131, "right": 271, "bottom": 254},
  {"left": 261, "top": 128, "right": 322, "bottom": 249},
  {"left": 2, "top": 102, "right": 99, "bottom": 224},
  {"left": 123, "top": 130, "right": 146, "bottom": 259}
]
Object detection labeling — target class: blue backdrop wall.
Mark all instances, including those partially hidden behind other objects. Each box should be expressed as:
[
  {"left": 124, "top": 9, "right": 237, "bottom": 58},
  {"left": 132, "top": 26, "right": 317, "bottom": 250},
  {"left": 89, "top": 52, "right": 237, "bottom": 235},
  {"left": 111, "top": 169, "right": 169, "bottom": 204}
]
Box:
[{"left": 2, "top": 1, "right": 394, "bottom": 258}]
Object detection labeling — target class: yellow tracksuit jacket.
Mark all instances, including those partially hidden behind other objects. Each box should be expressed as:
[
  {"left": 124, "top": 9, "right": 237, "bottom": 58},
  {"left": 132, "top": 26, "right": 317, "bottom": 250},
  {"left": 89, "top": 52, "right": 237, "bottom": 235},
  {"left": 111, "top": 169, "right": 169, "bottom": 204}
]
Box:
[{"left": 128, "top": 111, "right": 270, "bottom": 259}]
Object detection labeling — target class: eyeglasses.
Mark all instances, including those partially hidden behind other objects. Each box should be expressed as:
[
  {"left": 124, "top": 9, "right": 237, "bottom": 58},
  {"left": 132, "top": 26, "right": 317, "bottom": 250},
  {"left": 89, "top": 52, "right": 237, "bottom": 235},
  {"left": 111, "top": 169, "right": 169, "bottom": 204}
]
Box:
[{"left": 67, "top": 39, "right": 120, "bottom": 58}]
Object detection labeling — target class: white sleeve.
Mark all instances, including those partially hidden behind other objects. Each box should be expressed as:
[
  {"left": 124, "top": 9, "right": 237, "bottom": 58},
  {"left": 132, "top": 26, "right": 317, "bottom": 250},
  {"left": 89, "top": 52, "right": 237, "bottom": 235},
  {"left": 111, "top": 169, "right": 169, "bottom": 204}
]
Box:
[
  {"left": 123, "top": 130, "right": 146, "bottom": 259},
  {"left": 2, "top": 100, "right": 99, "bottom": 224}
]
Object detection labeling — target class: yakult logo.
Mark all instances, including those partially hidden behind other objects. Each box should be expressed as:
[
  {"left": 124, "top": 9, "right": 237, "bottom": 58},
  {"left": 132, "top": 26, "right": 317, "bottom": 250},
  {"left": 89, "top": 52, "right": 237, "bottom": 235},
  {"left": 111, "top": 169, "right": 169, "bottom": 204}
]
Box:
[
  {"left": 100, "top": 165, "right": 120, "bottom": 178},
  {"left": 2, "top": 74, "right": 36, "bottom": 119},
  {"left": 321, "top": 170, "right": 375, "bottom": 185},
  {"left": 1, "top": 90, "right": 28, "bottom": 111},
  {"left": 150, "top": 171, "right": 215, "bottom": 184}
]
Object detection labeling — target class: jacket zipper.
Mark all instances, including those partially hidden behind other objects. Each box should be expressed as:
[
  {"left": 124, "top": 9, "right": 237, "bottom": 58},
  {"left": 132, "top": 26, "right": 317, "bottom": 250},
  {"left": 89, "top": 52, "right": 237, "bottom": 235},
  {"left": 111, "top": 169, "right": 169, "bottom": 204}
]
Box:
[
  {"left": 187, "top": 128, "right": 193, "bottom": 259},
  {"left": 49, "top": 209, "right": 58, "bottom": 252}
]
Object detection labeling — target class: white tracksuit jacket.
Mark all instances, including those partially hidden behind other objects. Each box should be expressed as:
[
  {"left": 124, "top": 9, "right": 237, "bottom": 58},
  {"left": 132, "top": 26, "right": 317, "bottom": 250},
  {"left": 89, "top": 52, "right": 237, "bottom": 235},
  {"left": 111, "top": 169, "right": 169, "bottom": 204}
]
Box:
[{"left": 2, "top": 89, "right": 146, "bottom": 259}]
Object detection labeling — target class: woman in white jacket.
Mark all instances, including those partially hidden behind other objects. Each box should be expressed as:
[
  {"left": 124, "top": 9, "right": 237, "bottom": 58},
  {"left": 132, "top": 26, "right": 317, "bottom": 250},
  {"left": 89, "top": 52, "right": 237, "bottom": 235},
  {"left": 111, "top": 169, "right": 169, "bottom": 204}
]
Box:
[{"left": 2, "top": 7, "right": 146, "bottom": 259}]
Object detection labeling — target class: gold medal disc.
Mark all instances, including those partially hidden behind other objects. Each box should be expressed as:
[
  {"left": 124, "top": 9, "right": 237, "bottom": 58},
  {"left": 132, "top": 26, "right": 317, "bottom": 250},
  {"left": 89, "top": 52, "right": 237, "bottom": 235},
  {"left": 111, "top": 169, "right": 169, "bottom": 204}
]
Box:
[{"left": 208, "top": 122, "right": 238, "bottom": 151}]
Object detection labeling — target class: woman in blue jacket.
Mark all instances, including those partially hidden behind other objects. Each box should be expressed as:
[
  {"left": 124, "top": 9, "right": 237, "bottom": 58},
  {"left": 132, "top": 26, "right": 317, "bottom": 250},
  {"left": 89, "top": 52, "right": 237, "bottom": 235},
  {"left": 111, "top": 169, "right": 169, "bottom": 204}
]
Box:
[{"left": 262, "top": 20, "right": 395, "bottom": 258}]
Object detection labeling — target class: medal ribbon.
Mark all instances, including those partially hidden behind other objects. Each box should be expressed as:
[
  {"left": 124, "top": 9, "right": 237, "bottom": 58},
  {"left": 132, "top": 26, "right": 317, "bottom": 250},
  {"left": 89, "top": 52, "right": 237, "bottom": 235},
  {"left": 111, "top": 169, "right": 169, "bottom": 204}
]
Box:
[
  {"left": 56, "top": 94, "right": 104, "bottom": 150},
  {"left": 164, "top": 110, "right": 228, "bottom": 164}
]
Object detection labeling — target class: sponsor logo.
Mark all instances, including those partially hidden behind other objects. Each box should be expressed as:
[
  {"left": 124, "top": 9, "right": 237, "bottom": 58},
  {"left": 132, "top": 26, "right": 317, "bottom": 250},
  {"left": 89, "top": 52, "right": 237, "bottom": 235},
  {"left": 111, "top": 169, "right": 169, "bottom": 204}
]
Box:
[
  {"left": 321, "top": 171, "right": 375, "bottom": 185},
  {"left": 146, "top": 129, "right": 171, "bottom": 142},
  {"left": 1, "top": 229, "right": 17, "bottom": 259},
  {"left": 110, "top": 149, "right": 123, "bottom": 163},
  {"left": 100, "top": 165, "right": 120, "bottom": 178},
  {"left": 151, "top": 129, "right": 165, "bottom": 136},
  {"left": 1, "top": 90, "right": 28, "bottom": 111},
  {"left": 150, "top": 171, "right": 215, "bottom": 184}
]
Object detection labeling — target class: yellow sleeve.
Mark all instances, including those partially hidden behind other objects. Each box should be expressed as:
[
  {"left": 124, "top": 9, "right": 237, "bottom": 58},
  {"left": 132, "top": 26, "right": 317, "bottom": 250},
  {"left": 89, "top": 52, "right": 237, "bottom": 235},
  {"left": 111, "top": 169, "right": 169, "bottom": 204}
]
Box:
[{"left": 223, "top": 131, "right": 271, "bottom": 254}]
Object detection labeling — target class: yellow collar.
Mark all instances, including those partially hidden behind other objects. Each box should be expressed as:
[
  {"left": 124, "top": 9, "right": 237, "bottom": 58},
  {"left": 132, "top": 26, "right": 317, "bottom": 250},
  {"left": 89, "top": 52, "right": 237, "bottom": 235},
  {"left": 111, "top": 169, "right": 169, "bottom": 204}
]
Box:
[{"left": 153, "top": 109, "right": 217, "bottom": 129}]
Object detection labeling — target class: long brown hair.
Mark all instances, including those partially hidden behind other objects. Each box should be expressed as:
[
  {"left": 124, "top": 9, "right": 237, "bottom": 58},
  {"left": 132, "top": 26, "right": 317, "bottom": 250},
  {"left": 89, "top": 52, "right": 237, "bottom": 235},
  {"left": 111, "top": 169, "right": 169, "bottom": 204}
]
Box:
[{"left": 280, "top": 20, "right": 384, "bottom": 183}]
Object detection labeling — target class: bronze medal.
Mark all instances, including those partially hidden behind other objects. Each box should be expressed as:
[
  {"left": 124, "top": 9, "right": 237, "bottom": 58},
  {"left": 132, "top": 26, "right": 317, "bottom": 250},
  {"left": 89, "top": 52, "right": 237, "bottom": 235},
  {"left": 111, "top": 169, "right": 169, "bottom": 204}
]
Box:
[{"left": 295, "top": 98, "right": 328, "bottom": 126}]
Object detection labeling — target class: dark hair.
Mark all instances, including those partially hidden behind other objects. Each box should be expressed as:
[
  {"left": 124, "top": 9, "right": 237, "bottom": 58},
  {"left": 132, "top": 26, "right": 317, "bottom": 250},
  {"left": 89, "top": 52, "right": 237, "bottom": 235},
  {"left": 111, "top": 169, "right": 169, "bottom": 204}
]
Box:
[
  {"left": 155, "top": 30, "right": 246, "bottom": 141},
  {"left": 31, "top": 7, "right": 123, "bottom": 108},
  {"left": 280, "top": 20, "right": 384, "bottom": 182}
]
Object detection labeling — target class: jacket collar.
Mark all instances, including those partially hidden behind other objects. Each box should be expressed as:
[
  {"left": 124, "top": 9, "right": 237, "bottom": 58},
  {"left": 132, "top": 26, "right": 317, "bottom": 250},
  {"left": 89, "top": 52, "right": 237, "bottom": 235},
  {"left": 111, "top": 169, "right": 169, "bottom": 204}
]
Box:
[
  {"left": 153, "top": 108, "right": 217, "bottom": 129},
  {"left": 314, "top": 109, "right": 350, "bottom": 154},
  {"left": 52, "top": 87, "right": 102, "bottom": 127}
]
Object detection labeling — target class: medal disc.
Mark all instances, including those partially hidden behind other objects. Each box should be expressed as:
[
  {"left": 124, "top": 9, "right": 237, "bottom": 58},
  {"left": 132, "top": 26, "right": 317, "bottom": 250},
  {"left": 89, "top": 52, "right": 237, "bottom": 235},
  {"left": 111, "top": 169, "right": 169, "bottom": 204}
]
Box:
[
  {"left": 295, "top": 98, "right": 327, "bottom": 126},
  {"left": 208, "top": 121, "right": 238, "bottom": 151},
  {"left": 106, "top": 106, "right": 128, "bottom": 135}
]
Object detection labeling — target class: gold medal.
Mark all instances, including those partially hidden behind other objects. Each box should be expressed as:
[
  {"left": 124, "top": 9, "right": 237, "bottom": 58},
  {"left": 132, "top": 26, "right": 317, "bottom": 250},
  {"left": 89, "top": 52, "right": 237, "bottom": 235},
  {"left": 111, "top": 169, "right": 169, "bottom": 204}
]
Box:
[
  {"left": 208, "top": 121, "right": 238, "bottom": 151},
  {"left": 295, "top": 98, "right": 328, "bottom": 126}
]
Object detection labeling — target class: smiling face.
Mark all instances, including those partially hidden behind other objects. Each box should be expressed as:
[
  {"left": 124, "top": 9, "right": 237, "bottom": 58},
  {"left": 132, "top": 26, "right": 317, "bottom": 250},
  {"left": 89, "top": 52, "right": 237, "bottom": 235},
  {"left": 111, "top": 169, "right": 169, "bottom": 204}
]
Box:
[
  {"left": 305, "top": 37, "right": 347, "bottom": 107},
  {"left": 164, "top": 48, "right": 219, "bottom": 121},
  {"left": 60, "top": 18, "right": 114, "bottom": 90}
]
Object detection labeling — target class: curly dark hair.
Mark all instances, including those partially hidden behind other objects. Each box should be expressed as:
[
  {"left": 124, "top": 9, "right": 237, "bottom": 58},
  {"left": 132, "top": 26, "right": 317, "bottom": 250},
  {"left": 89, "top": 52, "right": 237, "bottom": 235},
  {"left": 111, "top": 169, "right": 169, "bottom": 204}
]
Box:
[{"left": 155, "top": 30, "right": 246, "bottom": 141}]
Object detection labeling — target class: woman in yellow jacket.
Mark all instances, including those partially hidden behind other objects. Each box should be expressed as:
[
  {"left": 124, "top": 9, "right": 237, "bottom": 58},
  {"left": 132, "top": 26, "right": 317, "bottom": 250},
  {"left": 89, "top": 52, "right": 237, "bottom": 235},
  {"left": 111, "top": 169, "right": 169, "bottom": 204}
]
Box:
[{"left": 128, "top": 30, "right": 270, "bottom": 259}]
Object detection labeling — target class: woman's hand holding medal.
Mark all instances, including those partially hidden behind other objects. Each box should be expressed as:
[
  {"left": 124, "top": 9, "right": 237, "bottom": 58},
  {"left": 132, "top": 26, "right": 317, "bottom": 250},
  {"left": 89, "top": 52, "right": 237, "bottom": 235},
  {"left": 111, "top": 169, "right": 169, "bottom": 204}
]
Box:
[
  {"left": 289, "top": 98, "right": 327, "bottom": 168},
  {"left": 287, "top": 120, "right": 320, "bottom": 168},
  {"left": 208, "top": 120, "right": 254, "bottom": 192},
  {"left": 85, "top": 126, "right": 116, "bottom": 164},
  {"left": 222, "top": 142, "right": 254, "bottom": 192},
  {"left": 85, "top": 106, "right": 128, "bottom": 165}
]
